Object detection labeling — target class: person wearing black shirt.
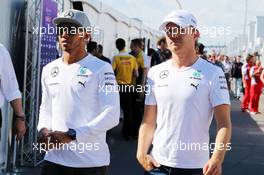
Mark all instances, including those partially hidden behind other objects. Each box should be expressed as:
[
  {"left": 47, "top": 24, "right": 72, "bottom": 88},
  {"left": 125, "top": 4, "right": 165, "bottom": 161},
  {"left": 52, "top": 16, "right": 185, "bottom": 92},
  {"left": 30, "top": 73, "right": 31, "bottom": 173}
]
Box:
[
  {"left": 151, "top": 36, "right": 171, "bottom": 67},
  {"left": 231, "top": 56, "right": 243, "bottom": 99},
  {"left": 97, "top": 44, "right": 111, "bottom": 64}
]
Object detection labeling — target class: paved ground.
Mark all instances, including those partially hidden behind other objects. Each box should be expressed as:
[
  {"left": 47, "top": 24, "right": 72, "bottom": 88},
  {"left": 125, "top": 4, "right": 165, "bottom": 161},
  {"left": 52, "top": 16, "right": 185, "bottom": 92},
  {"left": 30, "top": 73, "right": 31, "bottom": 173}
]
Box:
[{"left": 1, "top": 91, "right": 264, "bottom": 175}]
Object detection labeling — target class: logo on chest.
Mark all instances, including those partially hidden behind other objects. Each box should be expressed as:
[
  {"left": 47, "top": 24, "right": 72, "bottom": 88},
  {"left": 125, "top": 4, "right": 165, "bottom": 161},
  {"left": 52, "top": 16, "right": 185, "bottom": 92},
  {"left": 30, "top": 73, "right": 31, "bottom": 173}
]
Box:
[
  {"left": 190, "top": 70, "right": 202, "bottom": 80},
  {"left": 51, "top": 67, "right": 59, "bottom": 77},
  {"left": 190, "top": 83, "right": 199, "bottom": 90},
  {"left": 159, "top": 70, "right": 169, "bottom": 79},
  {"left": 77, "top": 67, "right": 90, "bottom": 77},
  {"left": 78, "top": 81, "right": 86, "bottom": 88}
]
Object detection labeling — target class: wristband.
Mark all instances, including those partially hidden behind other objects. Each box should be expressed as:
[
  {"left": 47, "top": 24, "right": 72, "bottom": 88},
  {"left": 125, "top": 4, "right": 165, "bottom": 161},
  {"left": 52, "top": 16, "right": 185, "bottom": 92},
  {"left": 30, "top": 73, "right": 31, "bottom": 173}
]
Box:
[{"left": 14, "top": 115, "right": 25, "bottom": 121}]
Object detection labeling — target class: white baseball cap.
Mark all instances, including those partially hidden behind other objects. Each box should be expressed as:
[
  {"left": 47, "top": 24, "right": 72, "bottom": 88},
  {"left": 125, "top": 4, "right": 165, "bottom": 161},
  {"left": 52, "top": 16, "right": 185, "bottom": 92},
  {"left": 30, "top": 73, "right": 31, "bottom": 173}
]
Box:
[
  {"left": 159, "top": 10, "right": 197, "bottom": 31},
  {"left": 53, "top": 9, "right": 91, "bottom": 28}
]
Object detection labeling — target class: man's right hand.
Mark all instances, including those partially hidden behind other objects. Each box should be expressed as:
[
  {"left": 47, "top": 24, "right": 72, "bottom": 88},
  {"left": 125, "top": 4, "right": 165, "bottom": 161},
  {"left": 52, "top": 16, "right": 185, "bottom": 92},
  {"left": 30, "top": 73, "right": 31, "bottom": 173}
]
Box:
[
  {"left": 137, "top": 154, "right": 160, "bottom": 171},
  {"left": 38, "top": 128, "right": 51, "bottom": 150}
]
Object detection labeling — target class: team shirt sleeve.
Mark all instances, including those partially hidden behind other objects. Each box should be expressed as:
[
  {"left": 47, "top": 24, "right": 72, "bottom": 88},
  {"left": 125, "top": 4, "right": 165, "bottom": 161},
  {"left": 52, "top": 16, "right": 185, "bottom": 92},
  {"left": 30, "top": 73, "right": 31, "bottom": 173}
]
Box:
[
  {"left": 38, "top": 66, "right": 52, "bottom": 131},
  {"left": 75, "top": 64, "right": 120, "bottom": 141},
  {"left": 209, "top": 68, "right": 230, "bottom": 107},
  {"left": 0, "top": 46, "right": 21, "bottom": 102},
  {"left": 145, "top": 68, "right": 157, "bottom": 105}
]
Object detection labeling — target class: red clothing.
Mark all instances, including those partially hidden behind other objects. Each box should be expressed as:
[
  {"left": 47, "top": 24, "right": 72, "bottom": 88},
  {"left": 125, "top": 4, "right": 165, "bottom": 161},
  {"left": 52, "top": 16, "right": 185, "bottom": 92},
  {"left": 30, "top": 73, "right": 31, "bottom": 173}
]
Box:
[
  {"left": 241, "top": 63, "right": 252, "bottom": 110},
  {"left": 249, "top": 66, "right": 263, "bottom": 112}
]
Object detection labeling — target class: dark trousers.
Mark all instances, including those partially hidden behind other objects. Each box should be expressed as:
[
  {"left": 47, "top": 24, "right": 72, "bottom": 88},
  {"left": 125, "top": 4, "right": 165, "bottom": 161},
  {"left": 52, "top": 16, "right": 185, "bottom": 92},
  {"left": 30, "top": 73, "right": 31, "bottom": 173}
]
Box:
[
  {"left": 41, "top": 161, "right": 108, "bottom": 175},
  {"left": 145, "top": 165, "right": 203, "bottom": 175},
  {"left": 132, "top": 90, "right": 145, "bottom": 136},
  {"left": 119, "top": 84, "right": 135, "bottom": 137},
  {"left": 225, "top": 73, "right": 231, "bottom": 90}
]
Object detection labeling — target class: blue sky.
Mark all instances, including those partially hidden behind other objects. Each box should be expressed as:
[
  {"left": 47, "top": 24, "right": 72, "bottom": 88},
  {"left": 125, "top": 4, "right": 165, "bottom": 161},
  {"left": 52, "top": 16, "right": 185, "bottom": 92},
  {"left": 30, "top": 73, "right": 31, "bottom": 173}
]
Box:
[{"left": 102, "top": 0, "right": 264, "bottom": 46}]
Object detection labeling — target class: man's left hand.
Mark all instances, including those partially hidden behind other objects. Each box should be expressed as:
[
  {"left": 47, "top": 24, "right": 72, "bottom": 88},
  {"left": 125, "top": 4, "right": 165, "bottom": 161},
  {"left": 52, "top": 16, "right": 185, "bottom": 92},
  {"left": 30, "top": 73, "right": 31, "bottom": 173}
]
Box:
[
  {"left": 203, "top": 157, "right": 222, "bottom": 175},
  {"left": 13, "top": 118, "right": 26, "bottom": 140},
  {"left": 47, "top": 131, "right": 72, "bottom": 147}
]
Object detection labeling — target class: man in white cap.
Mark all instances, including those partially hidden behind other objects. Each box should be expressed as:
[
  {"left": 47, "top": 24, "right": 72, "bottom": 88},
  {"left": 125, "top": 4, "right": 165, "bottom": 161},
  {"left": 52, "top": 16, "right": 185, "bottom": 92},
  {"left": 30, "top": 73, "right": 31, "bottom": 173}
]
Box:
[
  {"left": 38, "top": 9, "right": 120, "bottom": 175},
  {"left": 137, "top": 10, "right": 231, "bottom": 175}
]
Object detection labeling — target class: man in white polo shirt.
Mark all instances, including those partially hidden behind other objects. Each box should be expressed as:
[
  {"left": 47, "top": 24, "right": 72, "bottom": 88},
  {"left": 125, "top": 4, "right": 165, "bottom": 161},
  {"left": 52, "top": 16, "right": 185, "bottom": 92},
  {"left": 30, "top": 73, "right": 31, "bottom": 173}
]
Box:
[
  {"left": 137, "top": 10, "right": 231, "bottom": 175},
  {"left": 0, "top": 44, "right": 26, "bottom": 140},
  {"left": 37, "top": 9, "right": 120, "bottom": 175}
]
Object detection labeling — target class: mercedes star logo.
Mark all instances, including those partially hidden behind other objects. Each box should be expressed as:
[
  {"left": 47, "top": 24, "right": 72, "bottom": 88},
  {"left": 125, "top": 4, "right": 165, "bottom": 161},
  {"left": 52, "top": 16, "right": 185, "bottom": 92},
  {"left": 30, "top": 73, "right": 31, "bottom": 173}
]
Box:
[
  {"left": 159, "top": 70, "right": 169, "bottom": 79},
  {"left": 64, "top": 10, "right": 74, "bottom": 18},
  {"left": 51, "top": 67, "right": 59, "bottom": 77}
]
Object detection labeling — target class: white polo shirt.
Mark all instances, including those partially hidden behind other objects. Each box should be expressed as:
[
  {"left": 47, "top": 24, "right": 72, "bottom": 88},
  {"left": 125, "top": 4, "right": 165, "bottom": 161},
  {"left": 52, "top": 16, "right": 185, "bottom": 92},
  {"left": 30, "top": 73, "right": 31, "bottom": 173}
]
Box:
[
  {"left": 0, "top": 44, "right": 21, "bottom": 108},
  {"left": 37, "top": 54, "right": 120, "bottom": 167},
  {"left": 145, "top": 57, "right": 230, "bottom": 168}
]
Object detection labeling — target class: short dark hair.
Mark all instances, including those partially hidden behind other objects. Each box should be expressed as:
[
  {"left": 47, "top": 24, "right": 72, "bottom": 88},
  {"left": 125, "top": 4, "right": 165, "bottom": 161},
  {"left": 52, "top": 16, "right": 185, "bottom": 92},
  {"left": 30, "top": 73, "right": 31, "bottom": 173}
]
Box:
[
  {"left": 115, "top": 38, "right": 126, "bottom": 51},
  {"left": 131, "top": 38, "right": 143, "bottom": 48},
  {"left": 87, "top": 41, "right": 97, "bottom": 53},
  {"left": 197, "top": 43, "right": 205, "bottom": 54},
  {"left": 97, "top": 44, "right": 103, "bottom": 53},
  {"left": 246, "top": 54, "right": 254, "bottom": 63},
  {"left": 148, "top": 48, "right": 156, "bottom": 56},
  {"left": 157, "top": 36, "right": 166, "bottom": 46}
]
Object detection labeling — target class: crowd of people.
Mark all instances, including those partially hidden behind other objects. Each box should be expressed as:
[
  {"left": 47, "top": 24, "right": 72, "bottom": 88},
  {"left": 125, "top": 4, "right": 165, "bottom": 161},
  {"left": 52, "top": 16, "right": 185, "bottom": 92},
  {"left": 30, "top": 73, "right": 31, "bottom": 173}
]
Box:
[
  {"left": 192, "top": 42, "right": 264, "bottom": 115},
  {"left": 195, "top": 49, "right": 264, "bottom": 115}
]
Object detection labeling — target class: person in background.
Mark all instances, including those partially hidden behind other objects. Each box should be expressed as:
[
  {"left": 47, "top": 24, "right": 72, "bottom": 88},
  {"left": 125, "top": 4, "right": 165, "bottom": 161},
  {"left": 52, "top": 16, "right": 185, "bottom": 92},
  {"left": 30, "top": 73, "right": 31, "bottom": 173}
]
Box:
[
  {"left": 151, "top": 36, "right": 171, "bottom": 66},
  {"left": 231, "top": 56, "right": 243, "bottom": 99},
  {"left": 241, "top": 54, "right": 255, "bottom": 112},
  {"left": 0, "top": 44, "right": 26, "bottom": 141},
  {"left": 221, "top": 55, "right": 232, "bottom": 90},
  {"left": 207, "top": 54, "right": 212, "bottom": 62},
  {"left": 130, "top": 38, "right": 150, "bottom": 137},
  {"left": 96, "top": 44, "right": 111, "bottom": 64},
  {"left": 87, "top": 41, "right": 98, "bottom": 56},
  {"left": 249, "top": 59, "right": 263, "bottom": 114},
  {"left": 196, "top": 42, "right": 207, "bottom": 60},
  {"left": 148, "top": 48, "right": 156, "bottom": 58},
  {"left": 210, "top": 54, "right": 225, "bottom": 72},
  {"left": 112, "top": 38, "right": 138, "bottom": 140},
  {"left": 261, "top": 68, "right": 264, "bottom": 84}
]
